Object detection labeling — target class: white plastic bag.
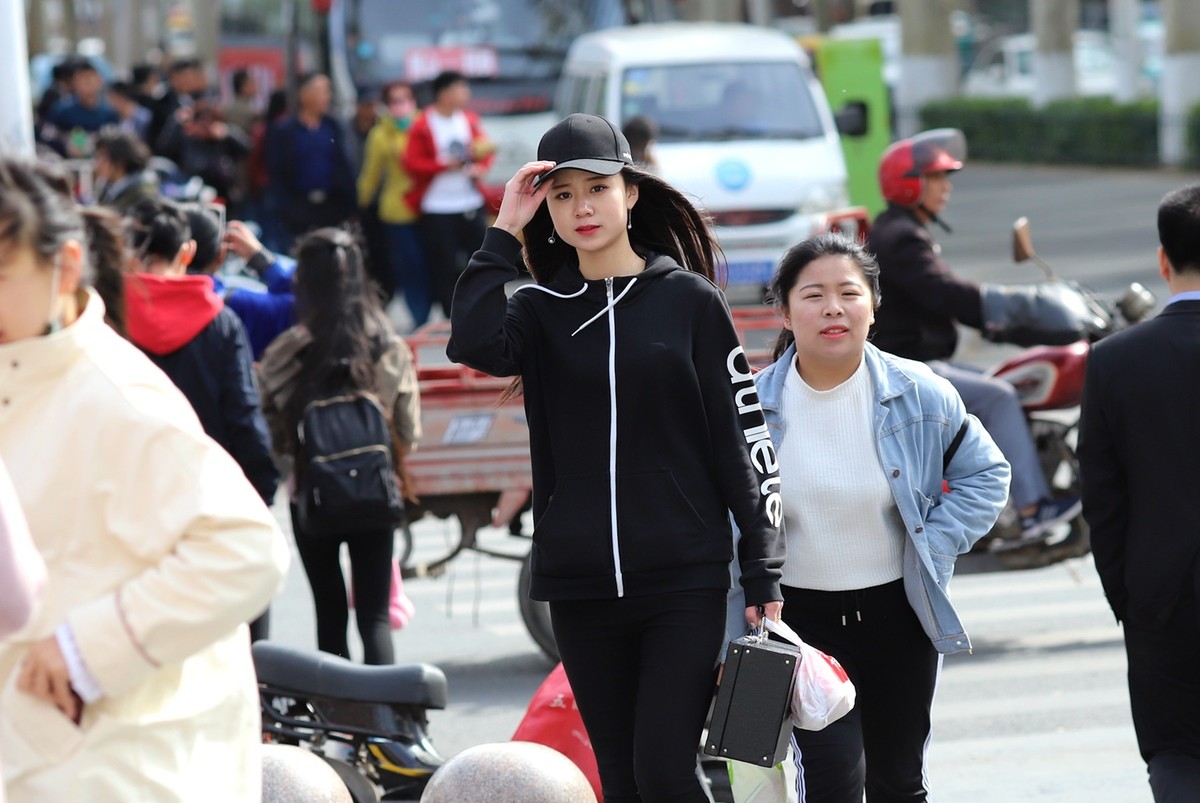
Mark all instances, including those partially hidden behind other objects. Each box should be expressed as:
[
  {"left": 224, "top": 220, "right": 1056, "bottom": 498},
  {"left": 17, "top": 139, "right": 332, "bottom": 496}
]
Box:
[
  {"left": 762, "top": 618, "right": 856, "bottom": 731},
  {"left": 729, "top": 760, "right": 790, "bottom": 803}
]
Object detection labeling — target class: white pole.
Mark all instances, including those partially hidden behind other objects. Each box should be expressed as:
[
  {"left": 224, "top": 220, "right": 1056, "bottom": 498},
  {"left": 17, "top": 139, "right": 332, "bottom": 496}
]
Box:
[{"left": 0, "top": 2, "right": 34, "bottom": 157}]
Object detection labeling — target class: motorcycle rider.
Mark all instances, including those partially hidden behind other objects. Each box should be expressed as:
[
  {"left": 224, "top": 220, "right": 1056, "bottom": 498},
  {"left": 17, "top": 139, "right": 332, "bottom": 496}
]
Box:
[{"left": 867, "top": 128, "right": 1080, "bottom": 543}]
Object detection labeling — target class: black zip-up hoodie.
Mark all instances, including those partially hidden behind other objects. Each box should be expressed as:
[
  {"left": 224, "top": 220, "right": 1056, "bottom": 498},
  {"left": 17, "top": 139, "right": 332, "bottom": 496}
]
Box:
[{"left": 448, "top": 228, "right": 784, "bottom": 605}]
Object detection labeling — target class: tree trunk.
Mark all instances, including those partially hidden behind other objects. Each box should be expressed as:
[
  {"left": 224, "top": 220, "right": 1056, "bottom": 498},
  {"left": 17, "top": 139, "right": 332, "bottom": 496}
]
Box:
[
  {"left": 897, "top": 0, "right": 958, "bottom": 137},
  {"left": 1030, "top": 0, "right": 1078, "bottom": 107},
  {"left": 1109, "top": 0, "right": 1141, "bottom": 103},
  {"left": 1159, "top": 0, "right": 1200, "bottom": 165}
]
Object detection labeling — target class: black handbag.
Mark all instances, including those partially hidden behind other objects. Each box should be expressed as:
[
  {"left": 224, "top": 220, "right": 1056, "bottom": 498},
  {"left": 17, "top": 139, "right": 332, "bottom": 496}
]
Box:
[{"left": 704, "top": 630, "right": 797, "bottom": 767}]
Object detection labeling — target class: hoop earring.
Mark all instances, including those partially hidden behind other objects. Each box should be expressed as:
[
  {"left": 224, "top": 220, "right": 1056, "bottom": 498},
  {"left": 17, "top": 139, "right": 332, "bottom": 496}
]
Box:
[
  {"left": 548, "top": 231, "right": 556, "bottom": 244},
  {"left": 627, "top": 211, "right": 632, "bottom": 230}
]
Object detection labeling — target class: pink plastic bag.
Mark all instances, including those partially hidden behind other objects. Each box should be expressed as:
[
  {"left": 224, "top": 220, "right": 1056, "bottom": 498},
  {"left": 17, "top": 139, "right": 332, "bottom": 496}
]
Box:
[
  {"left": 348, "top": 559, "right": 415, "bottom": 630},
  {"left": 763, "top": 618, "right": 856, "bottom": 731}
]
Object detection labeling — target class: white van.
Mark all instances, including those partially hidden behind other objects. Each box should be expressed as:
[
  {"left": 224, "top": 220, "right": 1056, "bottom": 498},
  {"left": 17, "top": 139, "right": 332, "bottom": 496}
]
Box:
[{"left": 556, "top": 23, "right": 852, "bottom": 303}]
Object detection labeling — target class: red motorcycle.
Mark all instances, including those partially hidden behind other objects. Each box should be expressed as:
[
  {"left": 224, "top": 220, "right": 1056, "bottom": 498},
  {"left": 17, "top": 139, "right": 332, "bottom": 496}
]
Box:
[{"left": 957, "top": 218, "right": 1155, "bottom": 572}]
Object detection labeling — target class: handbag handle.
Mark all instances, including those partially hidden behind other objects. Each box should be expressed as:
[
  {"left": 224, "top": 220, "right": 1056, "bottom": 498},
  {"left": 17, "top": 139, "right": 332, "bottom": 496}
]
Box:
[{"left": 760, "top": 616, "right": 805, "bottom": 649}]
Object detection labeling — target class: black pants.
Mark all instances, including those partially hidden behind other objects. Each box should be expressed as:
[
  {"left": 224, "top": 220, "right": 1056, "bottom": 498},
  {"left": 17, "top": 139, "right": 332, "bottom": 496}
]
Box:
[
  {"left": 550, "top": 589, "right": 727, "bottom": 803},
  {"left": 1124, "top": 588, "right": 1200, "bottom": 802},
  {"left": 281, "top": 194, "right": 353, "bottom": 238},
  {"left": 290, "top": 504, "right": 395, "bottom": 665},
  {"left": 781, "top": 580, "right": 940, "bottom": 803},
  {"left": 419, "top": 208, "right": 488, "bottom": 317},
  {"left": 359, "top": 203, "right": 394, "bottom": 300}
]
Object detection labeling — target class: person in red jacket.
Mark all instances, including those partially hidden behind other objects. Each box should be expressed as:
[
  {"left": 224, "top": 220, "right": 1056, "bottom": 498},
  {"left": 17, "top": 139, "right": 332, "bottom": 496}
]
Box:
[
  {"left": 403, "top": 71, "right": 495, "bottom": 319},
  {"left": 122, "top": 201, "right": 279, "bottom": 646}
]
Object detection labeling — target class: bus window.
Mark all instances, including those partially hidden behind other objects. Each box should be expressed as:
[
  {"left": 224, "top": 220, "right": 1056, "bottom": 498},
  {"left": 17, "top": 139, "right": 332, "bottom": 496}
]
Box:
[
  {"left": 332, "top": 0, "right": 673, "bottom": 186},
  {"left": 340, "top": 0, "right": 670, "bottom": 116}
]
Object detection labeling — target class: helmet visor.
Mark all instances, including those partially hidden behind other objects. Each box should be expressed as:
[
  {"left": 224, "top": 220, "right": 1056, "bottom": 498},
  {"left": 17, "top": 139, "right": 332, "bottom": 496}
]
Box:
[{"left": 907, "top": 128, "right": 966, "bottom": 177}]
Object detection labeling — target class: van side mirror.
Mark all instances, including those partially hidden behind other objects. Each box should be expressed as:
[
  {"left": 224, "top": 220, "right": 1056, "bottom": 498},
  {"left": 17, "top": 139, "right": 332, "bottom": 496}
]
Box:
[{"left": 834, "top": 102, "right": 868, "bottom": 137}]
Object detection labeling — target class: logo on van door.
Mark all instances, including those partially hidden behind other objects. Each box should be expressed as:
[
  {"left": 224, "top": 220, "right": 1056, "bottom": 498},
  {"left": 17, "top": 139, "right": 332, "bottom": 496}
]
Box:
[{"left": 716, "top": 160, "right": 751, "bottom": 191}]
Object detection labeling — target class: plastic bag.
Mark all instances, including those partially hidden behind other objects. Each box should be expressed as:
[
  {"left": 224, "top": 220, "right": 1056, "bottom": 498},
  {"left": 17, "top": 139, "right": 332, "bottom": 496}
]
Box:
[
  {"left": 729, "top": 760, "right": 791, "bottom": 803},
  {"left": 762, "top": 618, "right": 856, "bottom": 731}
]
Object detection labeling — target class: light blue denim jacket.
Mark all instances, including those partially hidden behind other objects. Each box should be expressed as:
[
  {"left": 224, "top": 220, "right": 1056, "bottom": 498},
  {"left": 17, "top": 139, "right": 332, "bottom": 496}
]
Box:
[{"left": 728, "top": 343, "right": 1011, "bottom": 654}]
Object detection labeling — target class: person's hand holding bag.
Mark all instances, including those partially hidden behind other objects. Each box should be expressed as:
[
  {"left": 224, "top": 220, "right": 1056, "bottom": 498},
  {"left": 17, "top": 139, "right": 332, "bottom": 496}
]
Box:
[{"left": 746, "top": 600, "right": 783, "bottom": 628}]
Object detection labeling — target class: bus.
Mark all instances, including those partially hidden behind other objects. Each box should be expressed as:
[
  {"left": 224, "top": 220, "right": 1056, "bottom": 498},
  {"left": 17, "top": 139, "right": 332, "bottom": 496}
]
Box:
[{"left": 325, "top": 0, "right": 675, "bottom": 192}]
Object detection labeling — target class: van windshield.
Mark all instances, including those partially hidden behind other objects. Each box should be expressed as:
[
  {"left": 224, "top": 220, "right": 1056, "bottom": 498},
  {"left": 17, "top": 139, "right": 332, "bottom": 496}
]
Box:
[{"left": 619, "top": 61, "right": 825, "bottom": 142}]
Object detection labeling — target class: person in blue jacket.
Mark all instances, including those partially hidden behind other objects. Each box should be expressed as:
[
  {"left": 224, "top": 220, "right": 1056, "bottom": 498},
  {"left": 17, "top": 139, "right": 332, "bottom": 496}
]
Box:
[
  {"left": 190, "top": 215, "right": 295, "bottom": 360},
  {"left": 448, "top": 113, "right": 786, "bottom": 802},
  {"left": 731, "top": 234, "right": 1010, "bottom": 802}
]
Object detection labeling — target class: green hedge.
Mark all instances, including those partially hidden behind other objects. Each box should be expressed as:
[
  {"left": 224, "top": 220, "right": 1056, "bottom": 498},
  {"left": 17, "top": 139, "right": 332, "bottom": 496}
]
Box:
[
  {"left": 919, "top": 96, "right": 1160, "bottom": 167},
  {"left": 1189, "top": 104, "right": 1200, "bottom": 170}
]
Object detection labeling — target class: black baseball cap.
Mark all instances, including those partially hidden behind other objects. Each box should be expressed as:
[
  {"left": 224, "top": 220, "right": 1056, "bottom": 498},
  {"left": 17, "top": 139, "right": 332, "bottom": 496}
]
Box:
[{"left": 533, "top": 113, "right": 634, "bottom": 187}]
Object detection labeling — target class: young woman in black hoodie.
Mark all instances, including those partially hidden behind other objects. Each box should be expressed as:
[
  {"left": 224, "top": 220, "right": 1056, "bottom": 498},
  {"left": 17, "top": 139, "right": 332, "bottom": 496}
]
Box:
[{"left": 448, "top": 113, "right": 786, "bottom": 801}]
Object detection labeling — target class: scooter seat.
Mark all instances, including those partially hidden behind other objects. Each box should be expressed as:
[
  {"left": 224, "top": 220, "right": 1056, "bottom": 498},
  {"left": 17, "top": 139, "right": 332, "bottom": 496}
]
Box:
[{"left": 252, "top": 642, "right": 447, "bottom": 710}]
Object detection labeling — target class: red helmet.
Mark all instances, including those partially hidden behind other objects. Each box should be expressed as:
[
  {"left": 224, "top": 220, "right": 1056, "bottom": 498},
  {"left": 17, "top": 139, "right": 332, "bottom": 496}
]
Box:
[{"left": 879, "top": 128, "right": 967, "bottom": 207}]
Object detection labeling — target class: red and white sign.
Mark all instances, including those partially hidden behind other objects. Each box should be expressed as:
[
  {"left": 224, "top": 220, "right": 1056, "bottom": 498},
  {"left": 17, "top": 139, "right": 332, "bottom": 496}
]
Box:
[{"left": 404, "top": 46, "right": 499, "bottom": 83}]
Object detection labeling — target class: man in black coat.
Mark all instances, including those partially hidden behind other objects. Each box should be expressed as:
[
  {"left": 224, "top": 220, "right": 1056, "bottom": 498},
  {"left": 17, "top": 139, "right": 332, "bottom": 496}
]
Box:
[{"left": 1078, "top": 183, "right": 1200, "bottom": 802}]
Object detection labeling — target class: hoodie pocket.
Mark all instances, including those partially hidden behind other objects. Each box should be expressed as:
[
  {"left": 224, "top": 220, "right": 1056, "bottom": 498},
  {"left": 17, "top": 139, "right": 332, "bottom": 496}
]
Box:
[
  {"left": 617, "top": 468, "right": 713, "bottom": 574},
  {"left": 532, "top": 474, "right": 613, "bottom": 578}
]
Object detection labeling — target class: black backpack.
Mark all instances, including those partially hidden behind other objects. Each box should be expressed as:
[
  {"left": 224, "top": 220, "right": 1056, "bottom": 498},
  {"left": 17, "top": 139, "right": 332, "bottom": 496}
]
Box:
[{"left": 295, "top": 392, "right": 405, "bottom": 538}]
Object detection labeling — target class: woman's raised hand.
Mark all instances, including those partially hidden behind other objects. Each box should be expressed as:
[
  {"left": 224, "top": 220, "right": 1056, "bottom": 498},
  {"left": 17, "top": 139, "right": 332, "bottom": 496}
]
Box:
[{"left": 493, "top": 161, "right": 556, "bottom": 237}]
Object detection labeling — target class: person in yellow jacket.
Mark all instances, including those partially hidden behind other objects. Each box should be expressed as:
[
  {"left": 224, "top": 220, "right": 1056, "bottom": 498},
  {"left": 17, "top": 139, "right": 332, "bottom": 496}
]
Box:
[
  {"left": 357, "top": 80, "right": 432, "bottom": 328},
  {"left": 0, "top": 156, "right": 290, "bottom": 802}
]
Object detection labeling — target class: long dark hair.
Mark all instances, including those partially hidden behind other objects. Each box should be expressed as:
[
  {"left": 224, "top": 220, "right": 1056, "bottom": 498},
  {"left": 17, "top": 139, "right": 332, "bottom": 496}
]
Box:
[
  {"left": 768, "top": 233, "right": 882, "bottom": 361},
  {"left": 80, "top": 206, "right": 129, "bottom": 337},
  {"left": 280, "top": 227, "right": 394, "bottom": 457},
  {"left": 521, "top": 166, "right": 724, "bottom": 287}
]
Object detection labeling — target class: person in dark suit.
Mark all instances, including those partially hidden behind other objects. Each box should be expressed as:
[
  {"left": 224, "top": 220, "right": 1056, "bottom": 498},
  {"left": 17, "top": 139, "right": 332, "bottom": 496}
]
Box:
[{"left": 1078, "top": 183, "right": 1200, "bottom": 802}]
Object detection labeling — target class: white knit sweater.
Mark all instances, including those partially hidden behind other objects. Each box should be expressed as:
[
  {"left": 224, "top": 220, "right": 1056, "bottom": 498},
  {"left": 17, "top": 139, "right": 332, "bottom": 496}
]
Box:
[{"left": 778, "top": 357, "right": 906, "bottom": 591}]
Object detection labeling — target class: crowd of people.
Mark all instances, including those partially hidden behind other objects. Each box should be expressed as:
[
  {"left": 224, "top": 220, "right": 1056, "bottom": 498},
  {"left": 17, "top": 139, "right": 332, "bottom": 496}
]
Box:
[
  {"left": 0, "top": 53, "right": 441, "bottom": 802},
  {"left": 33, "top": 55, "right": 500, "bottom": 331},
  {"left": 2, "top": 48, "right": 1195, "bottom": 803}
]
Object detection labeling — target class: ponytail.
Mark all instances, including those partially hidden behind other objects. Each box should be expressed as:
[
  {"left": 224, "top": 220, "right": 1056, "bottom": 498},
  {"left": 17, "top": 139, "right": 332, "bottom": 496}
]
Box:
[{"left": 80, "top": 206, "right": 129, "bottom": 337}]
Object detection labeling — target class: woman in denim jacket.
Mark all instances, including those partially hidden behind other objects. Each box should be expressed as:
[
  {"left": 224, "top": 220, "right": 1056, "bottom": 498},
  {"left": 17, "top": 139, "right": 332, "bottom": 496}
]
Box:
[{"left": 731, "top": 234, "right": 1010, "bottom": 802}]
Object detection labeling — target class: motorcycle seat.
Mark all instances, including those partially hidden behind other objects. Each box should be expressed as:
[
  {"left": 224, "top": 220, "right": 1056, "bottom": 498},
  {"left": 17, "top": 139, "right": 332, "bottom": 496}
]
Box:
[{"left": 252, "top": 641, "right": 448, "bottom": 710}]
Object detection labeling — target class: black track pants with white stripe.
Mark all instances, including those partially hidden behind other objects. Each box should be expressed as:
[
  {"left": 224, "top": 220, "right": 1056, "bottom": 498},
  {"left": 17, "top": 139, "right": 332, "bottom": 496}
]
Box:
[{"left": 782, "top": 579, "right": 941, "bottom": 803}]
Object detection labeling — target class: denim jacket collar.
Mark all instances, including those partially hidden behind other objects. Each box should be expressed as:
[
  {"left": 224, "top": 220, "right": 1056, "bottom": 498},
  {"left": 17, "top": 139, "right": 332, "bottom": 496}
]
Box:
[{"left": 757, "top": 342, "right": 914, "bottom": 425}]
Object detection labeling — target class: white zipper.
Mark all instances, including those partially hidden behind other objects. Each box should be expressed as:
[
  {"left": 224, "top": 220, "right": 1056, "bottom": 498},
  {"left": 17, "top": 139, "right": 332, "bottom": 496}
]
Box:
[{"left": 606, "top": 276, "right": 624, "bottom": 597}]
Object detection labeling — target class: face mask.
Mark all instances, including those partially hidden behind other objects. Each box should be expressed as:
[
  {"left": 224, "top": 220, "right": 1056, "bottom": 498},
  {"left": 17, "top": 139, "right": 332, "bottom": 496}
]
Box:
[{"left": 44, "top": 258, "right": 63, "bottom": 335}]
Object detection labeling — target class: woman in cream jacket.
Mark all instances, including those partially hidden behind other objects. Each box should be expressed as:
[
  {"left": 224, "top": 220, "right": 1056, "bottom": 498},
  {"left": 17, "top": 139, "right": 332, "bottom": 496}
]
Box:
[
  {"left": 0, "top": 157, "right": 290, "bottom": 801},
  {"left": 0, "top": 458, "right": 44, "bottom": 803}
]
